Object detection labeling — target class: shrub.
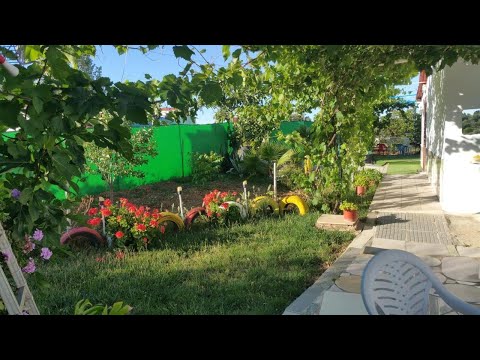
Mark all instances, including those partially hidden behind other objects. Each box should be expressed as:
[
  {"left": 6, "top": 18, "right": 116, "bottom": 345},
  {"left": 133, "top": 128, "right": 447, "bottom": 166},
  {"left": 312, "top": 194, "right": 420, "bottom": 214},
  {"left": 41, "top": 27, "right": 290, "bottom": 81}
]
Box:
[
  {"left": 354, "top": 173, "right": 369, "bottom": 187},
  {"left": 362, "top": 168, "right": 383, "bottom": 184},
  {"left": 191, "top": 152, "right": 223, "bottom": 184}
]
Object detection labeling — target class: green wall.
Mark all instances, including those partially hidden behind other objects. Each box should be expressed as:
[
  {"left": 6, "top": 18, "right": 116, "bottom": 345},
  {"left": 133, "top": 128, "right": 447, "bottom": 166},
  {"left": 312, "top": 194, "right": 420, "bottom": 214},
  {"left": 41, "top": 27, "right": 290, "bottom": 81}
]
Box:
[{"left": 37, "top": 121, "right": 313, "bottom": 198}]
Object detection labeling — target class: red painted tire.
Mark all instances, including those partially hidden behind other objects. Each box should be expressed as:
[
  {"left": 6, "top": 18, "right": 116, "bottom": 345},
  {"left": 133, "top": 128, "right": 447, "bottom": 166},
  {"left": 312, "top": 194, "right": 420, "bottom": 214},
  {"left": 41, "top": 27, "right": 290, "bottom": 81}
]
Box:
[
  {"left": 184, "top": 207, "right": 207, "bottom": 228},
  {"left": 60, "top": 227, "right": 106, "bottom": 247}
]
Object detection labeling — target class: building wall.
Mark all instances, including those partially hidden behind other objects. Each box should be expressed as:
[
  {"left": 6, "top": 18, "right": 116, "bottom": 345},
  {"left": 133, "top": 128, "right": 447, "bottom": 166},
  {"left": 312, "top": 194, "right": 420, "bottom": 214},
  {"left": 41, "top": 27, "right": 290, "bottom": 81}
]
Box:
[{"left": 425, "top": 60, "right": 480, "bottom": 213}]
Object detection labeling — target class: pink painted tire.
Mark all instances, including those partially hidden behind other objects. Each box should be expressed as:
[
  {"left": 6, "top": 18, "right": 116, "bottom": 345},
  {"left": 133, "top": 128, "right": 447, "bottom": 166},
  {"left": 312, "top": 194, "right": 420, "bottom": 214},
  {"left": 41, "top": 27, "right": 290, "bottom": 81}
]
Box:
[
  {"left": 184, "top": 207, "right": 207, "bottom": 228},
  {"left": 60, "top": 227, "right": 106, "bottom": 248}
]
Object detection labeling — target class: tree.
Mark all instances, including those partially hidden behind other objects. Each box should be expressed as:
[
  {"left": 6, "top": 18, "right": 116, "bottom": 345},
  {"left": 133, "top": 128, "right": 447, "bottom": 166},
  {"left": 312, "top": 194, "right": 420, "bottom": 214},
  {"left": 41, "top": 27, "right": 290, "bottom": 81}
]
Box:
[
  {"left": 175, "top": 45, "right": 480, "bottom": 210},
  {"left": 77, "top": 56, "right": 102, "bottom": 80},
  {"left": 84, "top": 117, "right": 157, "bottom": 200}
]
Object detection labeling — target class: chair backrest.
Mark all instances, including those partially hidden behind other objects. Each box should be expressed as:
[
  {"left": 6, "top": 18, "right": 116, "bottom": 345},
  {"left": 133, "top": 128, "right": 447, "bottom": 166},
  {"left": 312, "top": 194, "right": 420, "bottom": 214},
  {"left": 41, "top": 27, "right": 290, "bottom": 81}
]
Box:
[{"left": 361, "top": 249, "right": 480, "bottom": 315}]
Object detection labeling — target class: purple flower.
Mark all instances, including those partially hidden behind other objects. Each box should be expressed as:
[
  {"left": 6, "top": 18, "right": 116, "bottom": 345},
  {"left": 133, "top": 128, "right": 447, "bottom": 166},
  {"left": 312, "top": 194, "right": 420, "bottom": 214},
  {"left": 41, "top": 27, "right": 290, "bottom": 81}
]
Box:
[
  {"left": 1, "top": 251, "right": 10, "bottom": 262},
  {"left": 11, "top": 188, "right": 21, "bottom": 200},
  {"left": 22, "top": 258, "right": 36, "bottom": 274},
  {"left": 32, "top": 229, "right": 44, "bottom": 242},
  {"left": 40, "top": 247, "right": 52, "bottom": 260}
]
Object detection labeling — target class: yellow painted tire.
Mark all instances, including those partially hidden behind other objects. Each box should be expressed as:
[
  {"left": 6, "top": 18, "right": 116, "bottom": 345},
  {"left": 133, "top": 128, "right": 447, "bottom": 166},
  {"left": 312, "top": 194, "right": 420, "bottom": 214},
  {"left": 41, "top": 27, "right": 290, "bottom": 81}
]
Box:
[
  {"left": 279, "top": 195, "right": 309, "bottom": 216},
  {"left": 251, "top": 196, "right": 279, "bottom": 216},
  {"left": 159, "top": 212, "right": 185, "bottom": 231}
]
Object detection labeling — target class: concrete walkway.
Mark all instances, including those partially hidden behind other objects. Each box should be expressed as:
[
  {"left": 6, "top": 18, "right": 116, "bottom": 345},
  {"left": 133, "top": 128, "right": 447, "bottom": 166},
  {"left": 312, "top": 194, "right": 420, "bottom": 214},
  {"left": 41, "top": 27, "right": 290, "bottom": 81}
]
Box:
[{"left": 283, "top": 172, "right": 480, "bottom": 315}]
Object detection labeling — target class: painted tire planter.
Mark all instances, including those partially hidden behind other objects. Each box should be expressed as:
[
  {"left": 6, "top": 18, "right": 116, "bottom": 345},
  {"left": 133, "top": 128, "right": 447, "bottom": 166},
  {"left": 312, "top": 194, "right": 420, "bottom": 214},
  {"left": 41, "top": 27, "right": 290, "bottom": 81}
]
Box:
[
  {"left": 251, "top": 196, "right": 280, "bottom": 216},
  {"left": 279, "top": 195, "right": 309, "bottom": 216},
  {"left": 60, "top": 226, "right": 106, "bottom": 247},
  {"left": 184, "top": 207, "right": 207, "bottom": 228},
  {"left": 159, "top": 211, "right": 185, "bottom": 232}
]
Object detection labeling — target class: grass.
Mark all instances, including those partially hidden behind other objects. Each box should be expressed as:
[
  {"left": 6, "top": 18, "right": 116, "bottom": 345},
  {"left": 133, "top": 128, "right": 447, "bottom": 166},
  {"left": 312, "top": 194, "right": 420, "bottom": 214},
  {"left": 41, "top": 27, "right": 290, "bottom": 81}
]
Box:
[
  {"left": 30, "top": 213, "right": 354, "bottom": 315},
  {"left": 375, "top": 155, "right": 421, "bottom": 175}
]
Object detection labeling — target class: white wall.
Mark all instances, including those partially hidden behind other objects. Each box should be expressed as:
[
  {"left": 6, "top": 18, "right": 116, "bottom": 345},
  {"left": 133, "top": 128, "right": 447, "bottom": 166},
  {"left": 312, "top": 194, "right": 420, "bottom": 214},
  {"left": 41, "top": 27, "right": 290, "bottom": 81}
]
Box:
[{"left": 425, "top": 60, "right": 480, "bottom": 214}]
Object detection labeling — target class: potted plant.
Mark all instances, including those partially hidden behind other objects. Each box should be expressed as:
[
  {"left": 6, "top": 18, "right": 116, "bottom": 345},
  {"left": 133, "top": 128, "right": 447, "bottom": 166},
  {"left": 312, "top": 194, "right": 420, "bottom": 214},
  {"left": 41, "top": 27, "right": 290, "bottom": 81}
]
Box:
[
  {"left": 354, "top": 174, "right": 369, "bottom": 196},
  {"left": 339, "top": 201, "right": 358, "bottom": 222}
]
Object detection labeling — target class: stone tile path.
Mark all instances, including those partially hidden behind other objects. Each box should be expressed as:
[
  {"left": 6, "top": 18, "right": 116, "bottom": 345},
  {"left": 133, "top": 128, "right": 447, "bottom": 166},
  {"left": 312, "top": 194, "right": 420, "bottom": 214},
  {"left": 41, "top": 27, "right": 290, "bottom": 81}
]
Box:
[{"left": 283, "top": 172, "right": 480, "bottom": 315}]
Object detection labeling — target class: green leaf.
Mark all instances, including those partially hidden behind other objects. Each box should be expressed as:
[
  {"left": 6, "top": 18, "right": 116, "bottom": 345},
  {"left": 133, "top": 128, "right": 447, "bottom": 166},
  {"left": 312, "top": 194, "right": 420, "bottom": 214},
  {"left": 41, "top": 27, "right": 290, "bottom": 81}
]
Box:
[
  {"left": 18, "top": 187, "right": 33, "bottom": 205},
  {"left": 222, "top": 45, "right": 231, "bottom": 60},
  {"left": 172, "top": 46, "right": 194, "bottom": 61},
  {"left": 232, "top": 49, "right": 242, "bottom": 59},
  {"left": 145, "top": 74, "right": 152, "bottom": 80},
  {"left": 32, "top": 97, "right": 44, "bottom": 114},
  {"left": 0, "top": 101, "right": 21, "bottom": 128},
  {"left": 200, "top": 81, "right": 223, "bottom": 105},
  {"left": 126, "top": 106, "right": 147, "bottom": 124},
  {"left": 23, "top": 45, "right": 44, "bottom": 62}
]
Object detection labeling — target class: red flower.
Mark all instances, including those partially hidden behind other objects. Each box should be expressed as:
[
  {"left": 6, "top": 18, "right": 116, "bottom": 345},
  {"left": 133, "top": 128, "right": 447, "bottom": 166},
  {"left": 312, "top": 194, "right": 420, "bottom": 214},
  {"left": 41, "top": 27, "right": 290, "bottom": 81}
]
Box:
[
  {"left": 136, "top": 224, "right": 146, "bottom": 232},
  {"left": 160, "top": 226, "right": 165, "bottom": 234},
  {"left": 87, "top": 217, "right": 102, "bottom": 226},
  {"left": 128, "top": 206, "right": 137, "bottom": 214},
  {"left": 142, "top": 237, "right": 149, "bottom": 245},
  {"left": 88, "top": 207, "right": 98, "bottom": 216},
  {"left": 220, "top": 192, "right": 228, "bottom": 198},
  {"left": 216, "top": 213, "right": 221, "bottom": 218},
  {"left": 95, "top": 256, "right": 105, "bottom": 263},
  {"left": 119, "top": 198, "right": 128, "bottom": 207},
  {"left": 232, "top": 191, "right": 238, "bottom": 196},
  {"left": 149, "top": 219, "right": 158, "bottom": 227},
  {"left": 115, "top": 231, "right": 124, "bottom": 239},
  {"left": 117, "top": 215, "right": 123, "bottom": 221},
  {"left": 144, "top": 211, "right": 151, "bottom": 218},
  {"left": 103, "top": 199, "right": 112, "bottom": 207},
  {"left": 221, "top": 202, "right": 229, "bottom": 210},
  {"left": 101, "top": 208, "right": 112, "bottom": 217},
  {"left": 115, "top": 251, "right": 125, "bottom": 260}
]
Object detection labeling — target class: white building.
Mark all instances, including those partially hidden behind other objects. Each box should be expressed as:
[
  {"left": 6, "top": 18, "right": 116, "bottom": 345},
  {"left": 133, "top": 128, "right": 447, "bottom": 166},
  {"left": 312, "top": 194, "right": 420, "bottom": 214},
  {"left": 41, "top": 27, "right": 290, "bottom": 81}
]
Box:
[{"left": 417, "top": 60, "right": 480, "bottom": 214}]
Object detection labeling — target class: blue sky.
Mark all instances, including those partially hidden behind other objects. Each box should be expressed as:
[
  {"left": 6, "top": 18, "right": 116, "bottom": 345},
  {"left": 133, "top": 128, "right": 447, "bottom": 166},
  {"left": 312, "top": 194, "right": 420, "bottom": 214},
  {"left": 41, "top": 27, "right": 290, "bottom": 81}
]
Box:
[{"left": 93, "top": 45, "right": 419, "bottom": 124}]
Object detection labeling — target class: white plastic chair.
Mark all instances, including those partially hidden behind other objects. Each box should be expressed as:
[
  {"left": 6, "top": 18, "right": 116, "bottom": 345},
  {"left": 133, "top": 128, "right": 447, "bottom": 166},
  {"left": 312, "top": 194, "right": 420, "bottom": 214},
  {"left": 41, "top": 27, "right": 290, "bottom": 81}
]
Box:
[{"left": 361, "top": 249, "right": 480, "bottom": 315}]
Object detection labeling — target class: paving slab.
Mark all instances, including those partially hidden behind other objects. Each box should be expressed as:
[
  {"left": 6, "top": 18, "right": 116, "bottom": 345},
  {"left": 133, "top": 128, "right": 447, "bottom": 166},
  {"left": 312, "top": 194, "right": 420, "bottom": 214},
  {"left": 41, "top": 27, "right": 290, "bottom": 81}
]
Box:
[
  {"left": 335, "top": 276, "right": 362, "bottom": 294},
  {"left": 442, "top": 257, "right": 480, "bottom": 282},
  {"left": 405, "top": 242, "right": 450, "bottom": 256},
  {"left": 319, "top": 291, "right": 368, "bottom": 315},
  {"left": 444, "top": 284, "right": 480, "bottom": 303},
  {"left": 456, "top": 246, "right": 480, "bottom": 258}
]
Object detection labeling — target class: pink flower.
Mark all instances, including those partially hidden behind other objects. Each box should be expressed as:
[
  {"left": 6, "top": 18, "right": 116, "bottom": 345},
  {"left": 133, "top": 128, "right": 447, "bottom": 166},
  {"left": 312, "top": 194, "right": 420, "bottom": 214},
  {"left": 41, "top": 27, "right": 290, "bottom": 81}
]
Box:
[
  {"left": 22, "top": 258, "right": 36, "bottom": 274},
  {"left": 160, "top": 226, "right": 166, "bottom": 234},
  {"left": 32, "top": 229, "right": 44, "bottom": 241},
  {"left": 40, "top": 247, "right": 53, "bottom": 260}
]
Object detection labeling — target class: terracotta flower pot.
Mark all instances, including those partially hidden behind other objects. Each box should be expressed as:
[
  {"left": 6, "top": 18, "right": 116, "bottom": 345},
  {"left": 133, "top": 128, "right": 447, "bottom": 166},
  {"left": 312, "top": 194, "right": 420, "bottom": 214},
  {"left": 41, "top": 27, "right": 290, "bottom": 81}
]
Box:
[
  {"left": 356, "top": 186, "right": 366, "bottom": 196},
  {"left": 343, "top": 210, "right": 358, "bottom": 222}
]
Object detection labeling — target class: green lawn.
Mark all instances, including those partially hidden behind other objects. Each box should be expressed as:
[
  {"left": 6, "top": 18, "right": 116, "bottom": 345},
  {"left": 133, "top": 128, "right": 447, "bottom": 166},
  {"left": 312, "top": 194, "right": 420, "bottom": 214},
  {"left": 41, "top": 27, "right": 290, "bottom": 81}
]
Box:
[
  {"left": 30, "top": 213, "right": 353, "bottom": 315},
  {"left": 375, "top": 155, "right": 421, "bottom": 175}
]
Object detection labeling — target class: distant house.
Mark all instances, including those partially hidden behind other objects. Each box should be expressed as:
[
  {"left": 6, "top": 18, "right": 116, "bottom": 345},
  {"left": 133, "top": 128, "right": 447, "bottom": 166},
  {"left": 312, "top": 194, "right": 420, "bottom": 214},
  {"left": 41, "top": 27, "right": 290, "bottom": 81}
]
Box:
[{"left": 417, "top": 60, "right": 480, "bottom": 214}]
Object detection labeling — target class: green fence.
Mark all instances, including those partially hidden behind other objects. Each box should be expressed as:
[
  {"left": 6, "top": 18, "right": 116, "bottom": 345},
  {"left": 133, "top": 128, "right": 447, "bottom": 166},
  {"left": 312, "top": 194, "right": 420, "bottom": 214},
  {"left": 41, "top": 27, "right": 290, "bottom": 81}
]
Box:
[{"left": 34, "top": 120, "right": 311, "bottom": 198}]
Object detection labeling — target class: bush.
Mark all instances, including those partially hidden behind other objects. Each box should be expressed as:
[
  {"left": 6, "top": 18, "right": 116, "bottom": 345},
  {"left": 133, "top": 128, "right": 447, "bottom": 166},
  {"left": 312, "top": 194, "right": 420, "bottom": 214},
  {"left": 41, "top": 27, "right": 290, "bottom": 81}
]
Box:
[
  {"left": 191, "top": 152, "right": 223, "bottom": 184},
  {"left": 202, "top": 190, "right": 242, "bottom": 225},
  {"left": 354, "top": 173, "right": 369, "bottom": 187}
]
